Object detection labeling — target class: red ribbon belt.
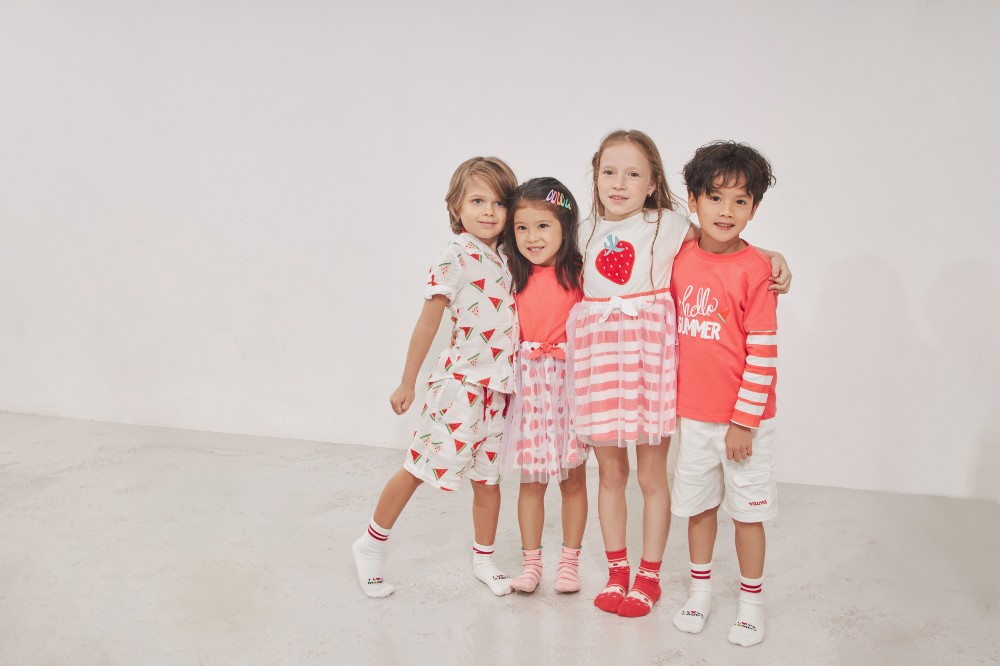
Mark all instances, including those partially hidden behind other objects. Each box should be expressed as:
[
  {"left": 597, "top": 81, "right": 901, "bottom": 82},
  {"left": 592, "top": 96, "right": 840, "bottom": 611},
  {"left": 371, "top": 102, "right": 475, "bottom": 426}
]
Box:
[{"left": 527, "top": 342, "right": 566, "bottom": 360}]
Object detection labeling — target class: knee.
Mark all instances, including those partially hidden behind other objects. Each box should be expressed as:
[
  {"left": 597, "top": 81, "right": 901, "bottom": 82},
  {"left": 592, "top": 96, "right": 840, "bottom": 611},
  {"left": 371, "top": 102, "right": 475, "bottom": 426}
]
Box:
[
  {"left": 692, "top": 506, "right": 719, "bottom": 521},
  {"left": 521, "top": 482, "right": 547, "bottom": 499},
  {"left": 636, "top": 468, "right": 667, "bottom": 495},
  {"left": 474, "top": 483, "right": 501, "bottom": 501},
  {"left": 598, "top": 465, "right": 628, "bottom": 491},
  {"left": 559, "top": 473, "right": 586, "bottom": 496}
]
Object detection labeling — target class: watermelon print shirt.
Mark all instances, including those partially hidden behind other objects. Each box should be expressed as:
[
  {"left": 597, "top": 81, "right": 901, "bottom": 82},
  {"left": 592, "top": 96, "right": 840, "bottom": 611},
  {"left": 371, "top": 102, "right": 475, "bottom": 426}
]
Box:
[
  {"left": 424, "top": 232, "right": 517, "bottom": 394},
  {"left": 579, "top": 209, "right": 691, "bottom": 298}
]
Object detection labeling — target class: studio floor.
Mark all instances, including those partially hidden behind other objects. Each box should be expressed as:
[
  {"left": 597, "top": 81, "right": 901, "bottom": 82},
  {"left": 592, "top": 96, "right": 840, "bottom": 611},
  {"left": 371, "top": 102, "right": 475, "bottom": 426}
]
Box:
[{"left": 0, "top": 412, "right": 997, "bottom": 665}]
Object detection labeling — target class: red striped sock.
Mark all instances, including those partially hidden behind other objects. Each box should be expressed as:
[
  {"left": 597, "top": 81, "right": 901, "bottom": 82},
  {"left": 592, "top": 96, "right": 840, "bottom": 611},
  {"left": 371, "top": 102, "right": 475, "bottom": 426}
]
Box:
[
  {"left": 617, "top": 558, "right": 661, "bottom": 617},
  {"left": 367, "top": 521, "right": 389, "bottom": 544},
  {"left": 594, "top": 548, "right": 630, "bottom": 613}
]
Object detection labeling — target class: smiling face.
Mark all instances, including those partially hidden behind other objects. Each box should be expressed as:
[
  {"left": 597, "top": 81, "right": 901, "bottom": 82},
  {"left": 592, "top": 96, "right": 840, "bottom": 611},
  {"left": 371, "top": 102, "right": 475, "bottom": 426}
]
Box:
[
  {"left": 688, "top": 177, "right": 758, "bottom": 254},
  {"left": 512, "top": 204, "right": 563, "bottom": 267},
  {"left": 457, "top": 176, "right": 507, "bottom": 249},
  {"left": 597, "top": 141, "right": 656, "bottom": 221}
]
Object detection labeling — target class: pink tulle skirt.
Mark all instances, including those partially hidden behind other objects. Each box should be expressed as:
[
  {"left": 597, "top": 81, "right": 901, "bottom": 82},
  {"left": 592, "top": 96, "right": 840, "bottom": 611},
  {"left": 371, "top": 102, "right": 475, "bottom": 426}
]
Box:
[
  {"left": 566, "top": 290, "right": 677, "bottom": 447},
  {"left": 500, "top": 341, "right": 588, "bottom": 483}
]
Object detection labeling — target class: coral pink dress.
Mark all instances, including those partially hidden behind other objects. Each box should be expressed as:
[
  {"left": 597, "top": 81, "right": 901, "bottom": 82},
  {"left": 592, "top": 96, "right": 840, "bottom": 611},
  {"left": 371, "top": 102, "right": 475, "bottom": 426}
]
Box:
[{"left": 501, "top": 265, "right": 587, "bottom": 483}]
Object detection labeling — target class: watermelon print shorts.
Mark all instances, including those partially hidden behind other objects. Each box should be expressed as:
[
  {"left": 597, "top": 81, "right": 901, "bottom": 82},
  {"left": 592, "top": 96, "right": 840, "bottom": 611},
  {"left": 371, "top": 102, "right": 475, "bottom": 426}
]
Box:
[{"left": 403, "top": 378, "right": 509, "bottom": 492}]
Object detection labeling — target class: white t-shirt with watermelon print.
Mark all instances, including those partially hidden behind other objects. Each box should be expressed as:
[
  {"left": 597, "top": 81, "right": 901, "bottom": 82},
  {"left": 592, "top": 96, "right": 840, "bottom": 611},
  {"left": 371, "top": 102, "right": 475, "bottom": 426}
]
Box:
[
  {"left": 424, "top": 232, "right": 518, "bottom": 394},
  {"left": 578, "top": 209, "right": 692, "bottom": 298}
]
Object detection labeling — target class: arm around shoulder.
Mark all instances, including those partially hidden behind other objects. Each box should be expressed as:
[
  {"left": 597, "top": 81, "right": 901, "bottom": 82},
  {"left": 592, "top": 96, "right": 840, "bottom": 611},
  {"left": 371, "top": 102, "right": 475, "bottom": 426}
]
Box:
[{"left": 755, "top": 245, "right": 792, "bottom": 293}]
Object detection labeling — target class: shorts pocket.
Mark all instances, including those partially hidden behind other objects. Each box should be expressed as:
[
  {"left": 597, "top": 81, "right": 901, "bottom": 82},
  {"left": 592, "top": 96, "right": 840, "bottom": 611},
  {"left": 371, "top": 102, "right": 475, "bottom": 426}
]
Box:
[
  {"left": 731, "top": 471, "right": 773, "bottom": 513},
  {"left": 733, "top": 471, "right": 770, "bottom": 488}
]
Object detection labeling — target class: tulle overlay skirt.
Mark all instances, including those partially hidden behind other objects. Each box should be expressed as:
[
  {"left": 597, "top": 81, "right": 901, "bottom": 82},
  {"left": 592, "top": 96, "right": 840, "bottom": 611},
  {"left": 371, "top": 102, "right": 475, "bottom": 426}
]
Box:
[
  {"left": 566, "top": 290, "right": 677, "bottom": 447},
  {"left": 500, "top": 341, "right": 589, "bottom": 484}
]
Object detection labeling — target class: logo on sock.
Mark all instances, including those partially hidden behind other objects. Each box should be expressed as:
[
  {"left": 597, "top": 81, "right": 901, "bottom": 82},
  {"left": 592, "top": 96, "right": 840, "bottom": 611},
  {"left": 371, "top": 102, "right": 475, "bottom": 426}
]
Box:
[
  {"left": 734, "top": 621, "right": 758, "bottom": 631},
  {"left": 680, "top": 610, "right": 704, "bottom": 618},
  {"left": 749, "top": 499, "right": 768, "bottom": 506}
]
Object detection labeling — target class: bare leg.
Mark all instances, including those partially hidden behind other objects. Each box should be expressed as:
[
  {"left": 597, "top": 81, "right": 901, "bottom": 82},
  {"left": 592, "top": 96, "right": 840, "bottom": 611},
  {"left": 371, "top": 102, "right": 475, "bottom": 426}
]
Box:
[
  {"left": 517, "top": 482, "right": 547, "bottom": 550},
  {"left": 593, "top": 447, "right": 631, "bottom": 612},
  {"left": 511, "top": 482, "right": 547, "bottom": 593},
  {"left": 554, "top": 465, "right": 588, "bottom": 593},
  {"left": 635, "top": 438, "right": 671, "bottom": 562},
  {"left": 673, "top": 505, "right": 719, "bottom": 632},
  {"left": 558, "top": 465, "right": 588, "bottom": 549},
  {"left": 471, "top": 481, "right": 511, "bottom": 596},
  {"left": 730, "top": 519, "right": 766, "bottom": 646},
  {"left": 354, "top": 467, "right": 423, "bottom": 598},
  {"left": 616, "top": 440, "right": 672, "bottom": 617},
  {"left": 733, "top": 520, "right": 765, "bottom": 578},
  {"left": 471, "top": 481, "right": 501, "bottom": 546},
  {"left": 372, "top": 467, "right": 423, "bottom": 529},
  {"left": 688, "top": 505, "right": 720, "bottom": 564},
  {"left": 593, "top": 446, "right": 629, "bottom": 550}
]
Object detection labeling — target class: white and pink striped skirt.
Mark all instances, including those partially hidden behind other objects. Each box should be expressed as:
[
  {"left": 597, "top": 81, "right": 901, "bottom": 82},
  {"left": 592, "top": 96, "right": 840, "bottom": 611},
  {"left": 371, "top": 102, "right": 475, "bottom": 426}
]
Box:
[
  {"left": 501, "top": 341, "right": 589, "bottom": 484},
  {"left": 566, "top": 289, "right": 677, "bottom": 447}
]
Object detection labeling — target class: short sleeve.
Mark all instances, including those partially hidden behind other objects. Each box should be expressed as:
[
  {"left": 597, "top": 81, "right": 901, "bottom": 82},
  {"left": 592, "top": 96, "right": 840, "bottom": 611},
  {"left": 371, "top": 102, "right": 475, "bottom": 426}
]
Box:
[
  {"left": 424, "top": 243, "right": 463, "bottom": 302},
  {"left": 651, "top": 210, "right": 694, "bottom": 288},
  {"left": 660, "top": 210, "right": 693, "bottom": 262}
]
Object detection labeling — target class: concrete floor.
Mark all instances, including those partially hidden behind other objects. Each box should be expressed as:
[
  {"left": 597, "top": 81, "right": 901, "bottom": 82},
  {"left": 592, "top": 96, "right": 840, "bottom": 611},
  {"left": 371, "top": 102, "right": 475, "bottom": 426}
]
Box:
[{"left": 0, "top": 412, "right": 997, "bottom": 665}]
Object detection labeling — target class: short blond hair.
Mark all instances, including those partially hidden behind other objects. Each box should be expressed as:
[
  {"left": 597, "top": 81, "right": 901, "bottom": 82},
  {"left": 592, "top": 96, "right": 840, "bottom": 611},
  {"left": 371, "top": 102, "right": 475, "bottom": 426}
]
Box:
[{"left": 445, "top": 157, "right": 518, "bottom": 234}]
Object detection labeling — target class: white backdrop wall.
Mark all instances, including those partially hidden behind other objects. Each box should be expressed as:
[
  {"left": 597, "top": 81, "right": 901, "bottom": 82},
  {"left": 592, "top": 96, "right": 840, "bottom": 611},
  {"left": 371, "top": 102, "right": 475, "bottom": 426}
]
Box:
[{"left": 2, "top": 1, "right": 998, "bottom": 502}]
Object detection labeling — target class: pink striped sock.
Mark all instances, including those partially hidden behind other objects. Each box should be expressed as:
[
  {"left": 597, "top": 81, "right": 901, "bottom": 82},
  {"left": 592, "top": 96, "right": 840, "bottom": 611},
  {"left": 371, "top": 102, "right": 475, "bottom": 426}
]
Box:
[
  {"left": 510, "top": 548, "right": 543, "bottom": 593},
  {"left": 554, "top": 546, "right": 581, "bottom": 593}
]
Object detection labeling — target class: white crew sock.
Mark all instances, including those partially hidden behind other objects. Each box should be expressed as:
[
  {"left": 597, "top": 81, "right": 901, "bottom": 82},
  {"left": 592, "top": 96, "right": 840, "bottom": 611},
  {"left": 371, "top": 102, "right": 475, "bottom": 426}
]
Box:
[
  {"left": 472, "top": 542, "right": 512, "bottom": 596},
  {"left": 352, "top": 519, "right": 395, "bottom": 598},
  {"left": 673, "top": 561, "right": 713, "bottom": 633},
  {"left": 728, "top": 575, "right": 765, "bottom": 646}
]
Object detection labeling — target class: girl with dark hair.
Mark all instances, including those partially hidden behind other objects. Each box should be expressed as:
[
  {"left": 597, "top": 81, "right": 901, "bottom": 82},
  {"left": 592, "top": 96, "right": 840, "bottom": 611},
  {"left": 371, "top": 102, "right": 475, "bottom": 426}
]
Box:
[{"left": 499, "top": 177, "right": 588, "bottom": 594}]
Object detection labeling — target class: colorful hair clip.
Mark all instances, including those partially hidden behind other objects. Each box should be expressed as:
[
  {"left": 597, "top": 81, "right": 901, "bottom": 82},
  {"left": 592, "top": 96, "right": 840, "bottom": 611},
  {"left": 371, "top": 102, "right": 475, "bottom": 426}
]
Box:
[{"left": 546, "top": 189, "right": 572, "bottom": 211}]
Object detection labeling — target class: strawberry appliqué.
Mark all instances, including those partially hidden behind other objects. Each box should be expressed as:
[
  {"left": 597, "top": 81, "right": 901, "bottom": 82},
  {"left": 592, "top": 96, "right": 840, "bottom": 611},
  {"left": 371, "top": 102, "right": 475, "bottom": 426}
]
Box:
[{"left": 595, "top": 234, "right": 635, "bottom": 285}]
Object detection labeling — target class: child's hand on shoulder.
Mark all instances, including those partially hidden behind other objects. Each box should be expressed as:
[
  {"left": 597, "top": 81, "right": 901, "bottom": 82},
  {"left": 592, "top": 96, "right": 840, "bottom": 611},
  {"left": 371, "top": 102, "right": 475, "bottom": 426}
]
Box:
[
  {"left": 766, "top": 252, "right": 792, "bottom": 294},
  {"left": 725, "top": 423, "right": 753, "bottom": 462},
  {"left": 390, "top": 383, "right": 415, "bottom": 415}
]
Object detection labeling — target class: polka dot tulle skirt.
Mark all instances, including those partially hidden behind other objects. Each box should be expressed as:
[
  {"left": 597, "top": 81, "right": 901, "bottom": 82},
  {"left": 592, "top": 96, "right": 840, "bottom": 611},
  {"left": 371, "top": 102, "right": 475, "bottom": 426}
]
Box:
[{"left": 500, "top": 341, "right": 588, "bottom": 484}]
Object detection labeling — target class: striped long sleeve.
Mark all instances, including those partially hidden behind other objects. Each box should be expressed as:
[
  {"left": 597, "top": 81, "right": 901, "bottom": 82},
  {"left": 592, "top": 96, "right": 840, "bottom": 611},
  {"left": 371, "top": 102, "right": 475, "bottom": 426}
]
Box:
[{"left": 731, "top": 330, "right": 778, "bottom": 428}]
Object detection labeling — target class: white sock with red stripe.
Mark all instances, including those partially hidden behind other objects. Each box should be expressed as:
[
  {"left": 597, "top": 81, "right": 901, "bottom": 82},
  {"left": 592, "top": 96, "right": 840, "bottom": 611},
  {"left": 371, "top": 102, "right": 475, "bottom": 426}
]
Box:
[
  {"left": 473, "top": 542, "right": 512, "bottom": 596},
  {"left": 672, "top": 561, "right": 713, "bottom": 633},
  {"left": 352, "top": 519, "right": 394, "bottom": 598},
  {"left": 728, "top": 575, "right": 765, "bottom": 646}
]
